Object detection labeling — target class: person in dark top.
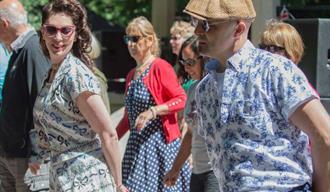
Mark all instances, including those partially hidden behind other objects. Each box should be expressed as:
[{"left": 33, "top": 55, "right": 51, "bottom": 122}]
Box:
[{"left": 0, "top": 0, "right": 50, "bottom": 191}]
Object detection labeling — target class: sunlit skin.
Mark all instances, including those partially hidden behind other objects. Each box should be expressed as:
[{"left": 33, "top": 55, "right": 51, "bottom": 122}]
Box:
[
  {"left": 126, "top": 32, "right": 153, "bottom": 66},
  {"left": 169, "top": 33, "right": 184, "bottom": 55},
  {"left": 195, "top": 19, "right": 240, "bottom": 68},
  {"left": 182, "top": 45, "right": 202, "bottom": 81},
  {"left": 42, "top": 13, "right": 75, "bottom": 66}
]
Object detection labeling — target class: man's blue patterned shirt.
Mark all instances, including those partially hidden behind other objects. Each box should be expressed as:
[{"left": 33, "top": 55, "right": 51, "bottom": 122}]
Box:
[{"left": 196, "top": 40, "right": 318, "bottom": 192}]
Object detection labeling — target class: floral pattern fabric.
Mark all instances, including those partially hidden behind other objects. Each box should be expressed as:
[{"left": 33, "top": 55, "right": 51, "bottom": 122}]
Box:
[
  {"left": 33, "top": 53, "right": 115, "bottom": 191},
  {"left": 195, "top": 41, "right": 317, "bottom": 192}
]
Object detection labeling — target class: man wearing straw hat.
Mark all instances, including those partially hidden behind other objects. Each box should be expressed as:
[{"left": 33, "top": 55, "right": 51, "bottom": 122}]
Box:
[{"left": 183, "top": 0, "right": 330, "bottom": 191}]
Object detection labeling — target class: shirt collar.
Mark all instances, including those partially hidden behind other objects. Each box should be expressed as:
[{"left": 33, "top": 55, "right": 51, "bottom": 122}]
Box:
[
  {"left": 10, "top": 27, "right": 36, "bottom": 52},
  {"left": 226, "top": 40, "right": 255, "bottom": 72}
]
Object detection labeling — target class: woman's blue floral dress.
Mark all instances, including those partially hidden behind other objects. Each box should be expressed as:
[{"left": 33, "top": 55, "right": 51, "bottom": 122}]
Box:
[
  {"left": 123, "top": 65, "right": 191, "bottom": 192},
  {"left": 33, "top": 53, "right": 115, "bottom": 192}
]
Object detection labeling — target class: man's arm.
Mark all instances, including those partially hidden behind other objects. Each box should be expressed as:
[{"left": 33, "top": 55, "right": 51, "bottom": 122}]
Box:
[{"left": 290, "top": 99, "right": 330, "bottom": 192}]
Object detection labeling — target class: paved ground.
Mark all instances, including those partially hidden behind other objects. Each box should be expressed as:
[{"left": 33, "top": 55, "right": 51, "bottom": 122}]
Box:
[{"left": 110, "top": 107, "right": 129, "bottom": 159}]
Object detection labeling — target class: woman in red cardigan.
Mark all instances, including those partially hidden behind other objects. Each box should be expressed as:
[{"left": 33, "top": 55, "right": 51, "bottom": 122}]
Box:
[{"left": 116, "top": 16, "right": 191, "bottom": 192}]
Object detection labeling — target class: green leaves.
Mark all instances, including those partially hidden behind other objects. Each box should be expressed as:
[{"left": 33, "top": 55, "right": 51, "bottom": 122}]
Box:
[{"left": 21, "top": 0, "right": 151, "bottom": 29}]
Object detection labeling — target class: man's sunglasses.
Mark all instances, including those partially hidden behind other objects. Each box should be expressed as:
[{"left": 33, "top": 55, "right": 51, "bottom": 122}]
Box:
[
  {"left": 190, "top": 17, "right": 230, "bottom": 33},
  {"left": 42, "top": 24, "right": 75, "bottom": 37},
  {"left": 179, "top": 56, "right": 202, "bottom": 66},
  {"left": 123, "top": 35, "right": 143, "bottom": 44},
  {"left": 259, "top": 44, "right": 285, "bottom": 53}
]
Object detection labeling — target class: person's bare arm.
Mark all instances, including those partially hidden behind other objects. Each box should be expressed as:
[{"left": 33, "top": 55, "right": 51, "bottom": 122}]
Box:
[
  {"left": 77, "top": 92, "right": 128, "bottom": 191},
  {"left": 290, "top": 99, "right": 330, "bottom": 192},
  {"left": 164, "top": 126, "right": 192, "bottom": 186},
  {"left": 135, "top": 104, "right": 169, "bottom": 130}
]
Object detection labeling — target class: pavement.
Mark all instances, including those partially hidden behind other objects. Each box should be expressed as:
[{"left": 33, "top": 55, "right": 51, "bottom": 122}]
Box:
[{"left": 109, "top": 107, "right": 129, "bottom": 159}]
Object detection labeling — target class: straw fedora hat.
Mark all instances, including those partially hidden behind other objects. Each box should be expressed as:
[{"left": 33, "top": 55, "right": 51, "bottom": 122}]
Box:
[{"left": 184, "top": 0, "right": 256, "bottom": 20}]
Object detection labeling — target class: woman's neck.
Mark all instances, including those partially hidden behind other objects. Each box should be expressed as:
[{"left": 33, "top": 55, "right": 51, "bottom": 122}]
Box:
[
  {"left": 136, "top": 54, "right": 155, "bottom": 70},
  {"left": 50, "top": 54, "right": 66, "bottom": 69}
]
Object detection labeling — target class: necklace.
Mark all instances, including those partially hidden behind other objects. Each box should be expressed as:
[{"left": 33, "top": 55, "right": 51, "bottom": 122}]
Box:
[
  {"left": 135, "top": 55, "right": 155, "bottom": 75},
  {"left": 51, "top": 63, "right": 61, "bottom": 72}
]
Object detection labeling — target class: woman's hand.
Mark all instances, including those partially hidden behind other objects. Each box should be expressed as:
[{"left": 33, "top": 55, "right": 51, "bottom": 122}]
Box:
[
  {"left": 116, "top": 184, "right": 129, "bottom": 192},
  {"left": 134, "top": 109, "right": 154, "bottom": 131},
  {"left": 163, "top": 168, "right": 180, "bottom": 187}
]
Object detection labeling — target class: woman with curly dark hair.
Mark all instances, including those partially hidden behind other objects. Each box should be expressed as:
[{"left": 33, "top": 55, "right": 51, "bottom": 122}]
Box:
[{"left": 30, "top": 0, "right": 128, "bottom": 191}]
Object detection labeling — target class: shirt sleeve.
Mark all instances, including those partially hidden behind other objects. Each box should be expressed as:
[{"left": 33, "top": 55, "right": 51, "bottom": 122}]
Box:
[
  {"left": 195, "top": 81, "right": 206, "bottom": 137},
  {"left": 26, "top": 35, "right": 50, "bottom": 97},
  {"left": 271, "top": 59, "right": 319, "bottom": 120},
  {"left": 65, "top": 64, "right": 101, "bottom": 101}
]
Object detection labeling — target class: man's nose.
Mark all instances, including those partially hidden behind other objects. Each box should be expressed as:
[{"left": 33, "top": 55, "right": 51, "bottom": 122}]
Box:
[{"left": 194, "top": 23, "right": 205, "bottom": 35}]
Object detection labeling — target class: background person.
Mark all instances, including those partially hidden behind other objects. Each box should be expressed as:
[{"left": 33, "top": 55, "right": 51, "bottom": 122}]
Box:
[
  {"left": 164, "top": 35, "right": 219, "bottom": 192},
  {"left": 0, "top": 0, "right": 50, "bottom": 191},
  {"left": 116, "top": 16, "right": 191, "bottom": 192},
  {"left": 260, "top": 19, "right": 320, "bottom": 96},
  {"left": 184, "top": 0, "right": 330, "bottom": 191},
  {"left": 88, "top": 34, "right": 111, "bottom": 113},
  {"left": 0, "top": 43, "right": 11, "bottom": 108},
  {"left": 169, "top": 20, "right": 195, "bottom": 57},
  {"left": 260, "top": 19, "right": 303, "bottom": 65},
  {"left": 31, "top": 0, "right": 127, "bottom": 191},
  {"left": 169, "top": 20, "right": 195, "bottom": 93}
]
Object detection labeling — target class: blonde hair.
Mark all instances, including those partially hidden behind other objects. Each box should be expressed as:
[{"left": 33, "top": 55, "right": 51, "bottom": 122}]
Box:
[
  {"left": 88, "top": 34, "right": 101, "bottom": 60},
  {"left": 170, "top": 20, "right": 195, "bottom": 40},
  {"left": 126, "top": 16, "right": 160, "bottom": 56},
  {"left": 261, "top": 19, "right": 304, "bottom": 64}
]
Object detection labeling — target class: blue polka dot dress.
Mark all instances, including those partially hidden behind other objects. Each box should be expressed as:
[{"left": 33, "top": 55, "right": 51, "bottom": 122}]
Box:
[{"left": 123, "top": 66, "right": 191, "bottom": 192}]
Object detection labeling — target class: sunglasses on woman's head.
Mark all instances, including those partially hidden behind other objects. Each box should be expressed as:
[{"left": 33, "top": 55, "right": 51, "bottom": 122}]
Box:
[
  {"left": 123, "top": 35, "right": 142, "bottom": 44},
  {"left": 42, "top": 25, "right": 75, "bottom": 37}
]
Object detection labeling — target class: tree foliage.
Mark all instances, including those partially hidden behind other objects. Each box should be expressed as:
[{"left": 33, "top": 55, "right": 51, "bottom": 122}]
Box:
[{"left": 21, "top": 0, "right": 151, "bottom": 29}]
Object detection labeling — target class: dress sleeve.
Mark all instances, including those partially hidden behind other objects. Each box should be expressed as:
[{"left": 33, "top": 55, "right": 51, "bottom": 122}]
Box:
[
  {"left": 65, "top": 64, "right": 101, "bottom": 101},
  {"left": 195, "top": 81, "right": 206, "bottom": 137},
  {"left": 271, "top": 59, "right": 319, "bottom": 120},
  {"left": 156, "top": 60, "right": 187, "bottom": 112}
]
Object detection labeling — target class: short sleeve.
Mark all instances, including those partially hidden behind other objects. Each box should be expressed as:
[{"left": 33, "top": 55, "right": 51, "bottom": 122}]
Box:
[
  {"left": 65, "top": 64, "right": 101, "bottom": 100},
  {"left": 195, "top": 81, "right": 206, "bottom": 137},
  {"left": 271, "top": 59, "right": 319, "bottom": 119}
]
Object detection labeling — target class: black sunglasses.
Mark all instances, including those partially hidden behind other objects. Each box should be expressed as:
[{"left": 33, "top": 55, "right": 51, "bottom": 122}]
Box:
[
  {"left": 179, "top": 56, "right": 203, "bottom": 66},
  {"left": 123, "top": 35, "right": 143, "bottom": 44},
  {"left": 42, "top": 24, "right": 75, "bottom": 37},
  {"left": 190, "top": 17, "right": 230, "bottom": 33},
  {"left": 259, "top": 44, "right": 285, "bottom": 53}
]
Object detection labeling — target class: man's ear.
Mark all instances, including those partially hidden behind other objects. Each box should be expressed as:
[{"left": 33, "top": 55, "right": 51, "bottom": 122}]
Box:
[
  {"left": 0, "top": 18, "right": 9, "bottom": 28},
  {"left": 233, "top": 21, "right": 246, "bottom": 39}
]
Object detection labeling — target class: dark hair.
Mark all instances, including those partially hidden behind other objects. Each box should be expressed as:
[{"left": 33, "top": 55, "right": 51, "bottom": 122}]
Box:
[
  {"left": 177, "top": 35, "right": 205, "bottom": 81},
  {"left": 40, "top": 0, "right": 93, "bottom": 69}
]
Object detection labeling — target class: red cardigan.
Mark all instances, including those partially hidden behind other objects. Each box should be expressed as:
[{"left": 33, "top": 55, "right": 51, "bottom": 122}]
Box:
[{"left": 116, "top": 58, "right": 186, "bottom": 143}]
